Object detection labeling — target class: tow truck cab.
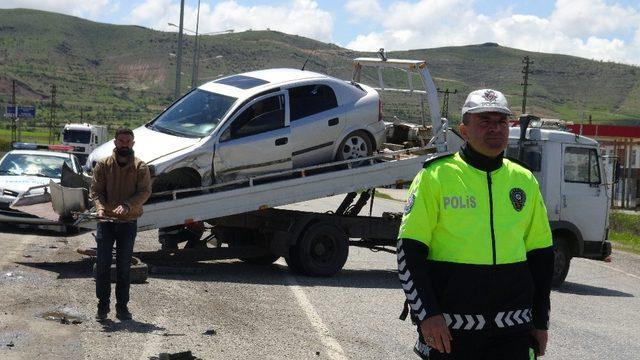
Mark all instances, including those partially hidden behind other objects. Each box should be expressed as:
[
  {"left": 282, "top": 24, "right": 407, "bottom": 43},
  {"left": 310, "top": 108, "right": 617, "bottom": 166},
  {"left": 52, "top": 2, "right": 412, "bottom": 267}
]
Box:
[{"left": 507, "top": 122, "right": 612, "bottom": 286}]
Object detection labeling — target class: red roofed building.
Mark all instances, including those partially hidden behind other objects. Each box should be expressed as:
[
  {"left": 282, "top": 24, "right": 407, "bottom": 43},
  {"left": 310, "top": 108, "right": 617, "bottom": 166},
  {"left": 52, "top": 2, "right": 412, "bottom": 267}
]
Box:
[{"left": 566, "top": 124, "right": 640, "bottom": 208}]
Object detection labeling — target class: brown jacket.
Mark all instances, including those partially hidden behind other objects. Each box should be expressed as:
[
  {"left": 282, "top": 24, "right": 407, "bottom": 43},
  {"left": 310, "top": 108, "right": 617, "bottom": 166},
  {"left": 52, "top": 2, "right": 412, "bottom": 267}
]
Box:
[{"left": 90, "top": 151, "right": 152, "bottom": 222}]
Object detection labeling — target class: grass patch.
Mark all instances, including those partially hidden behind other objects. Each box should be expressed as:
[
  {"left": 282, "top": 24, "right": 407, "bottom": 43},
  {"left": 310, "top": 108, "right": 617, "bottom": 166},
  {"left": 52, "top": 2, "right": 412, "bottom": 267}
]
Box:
[
  {"left": 609, "top": 212, "right": 640, "bottom": 255},
  {"left": 610, "top": 231, "right": 640, "bottom": 255}
]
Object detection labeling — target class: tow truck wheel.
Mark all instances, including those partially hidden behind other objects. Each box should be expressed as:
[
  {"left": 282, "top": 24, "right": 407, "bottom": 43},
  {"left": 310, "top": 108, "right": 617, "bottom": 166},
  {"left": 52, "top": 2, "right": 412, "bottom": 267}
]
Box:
[
  {"left": 552, "top": 236, "right": 571, "bottom": 287},
  {"left": 294, "top": 223, "right": 349, "bottom": 277},
  {"left": 285, "top": 250, "right": 305, "bottom": 274}
]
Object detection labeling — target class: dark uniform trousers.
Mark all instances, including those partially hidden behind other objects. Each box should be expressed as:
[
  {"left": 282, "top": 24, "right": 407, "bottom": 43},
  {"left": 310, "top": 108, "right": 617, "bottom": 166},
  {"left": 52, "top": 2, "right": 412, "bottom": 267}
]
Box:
[{"left": 415, "top": 329, "right": 537, "bottom": 360}]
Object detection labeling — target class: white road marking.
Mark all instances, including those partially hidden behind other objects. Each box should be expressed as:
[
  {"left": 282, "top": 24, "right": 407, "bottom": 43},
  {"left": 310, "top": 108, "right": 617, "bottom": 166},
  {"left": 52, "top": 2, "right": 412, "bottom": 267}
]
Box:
[
  {"left": 284, "top": 272, "right": 347, "bottom": 360},
  {"left": 592, "top": 261, "right": 640, "bottom": 281}
]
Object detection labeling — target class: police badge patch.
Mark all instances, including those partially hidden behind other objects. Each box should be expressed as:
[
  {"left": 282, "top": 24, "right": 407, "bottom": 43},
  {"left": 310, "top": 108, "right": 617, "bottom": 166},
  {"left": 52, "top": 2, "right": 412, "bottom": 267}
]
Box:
[
  {"left": 509, "top": 188, "right": 526, "bottom": 212},
  {"left": 404, "top": 193, "right": 416, "bottom": 214}
]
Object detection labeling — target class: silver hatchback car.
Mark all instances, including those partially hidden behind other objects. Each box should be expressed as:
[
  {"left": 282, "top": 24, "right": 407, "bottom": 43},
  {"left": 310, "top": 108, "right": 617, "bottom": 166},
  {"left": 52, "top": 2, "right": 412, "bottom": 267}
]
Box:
[{"left": 87, "top": 68, "right": 385, "bottom": 190}]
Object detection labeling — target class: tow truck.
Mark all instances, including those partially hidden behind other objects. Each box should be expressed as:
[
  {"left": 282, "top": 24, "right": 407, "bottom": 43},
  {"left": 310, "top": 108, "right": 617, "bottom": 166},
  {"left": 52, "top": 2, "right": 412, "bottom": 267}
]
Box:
[{"left": 10, "top": 58, "right": 611, "bottom": 285}]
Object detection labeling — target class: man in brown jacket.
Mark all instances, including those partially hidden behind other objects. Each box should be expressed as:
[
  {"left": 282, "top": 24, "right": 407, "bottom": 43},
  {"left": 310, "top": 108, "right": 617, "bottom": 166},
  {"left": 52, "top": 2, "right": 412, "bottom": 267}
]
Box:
[{"left": 90, "top": 128, "right": 151, "bottom": 321}]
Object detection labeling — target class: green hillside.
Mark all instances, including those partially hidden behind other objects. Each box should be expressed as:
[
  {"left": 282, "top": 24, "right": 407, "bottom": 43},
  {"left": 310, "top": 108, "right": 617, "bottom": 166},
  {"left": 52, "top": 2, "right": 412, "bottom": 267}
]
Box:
[{"left": 1, "top": 8, "right": 639, "bottom": 143}]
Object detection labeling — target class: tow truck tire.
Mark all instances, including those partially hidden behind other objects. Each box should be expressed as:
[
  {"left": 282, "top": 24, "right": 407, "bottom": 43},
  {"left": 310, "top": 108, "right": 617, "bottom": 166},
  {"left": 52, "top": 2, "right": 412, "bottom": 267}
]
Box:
[
  {"left": 294, "top": 223, "right": 349, "bottom": 277},
  {"left": 284, "top": 251, "right": 305, "bottom": 274},
  {"left": 552, "top": 237, "right": 571, "bottom": 287}
]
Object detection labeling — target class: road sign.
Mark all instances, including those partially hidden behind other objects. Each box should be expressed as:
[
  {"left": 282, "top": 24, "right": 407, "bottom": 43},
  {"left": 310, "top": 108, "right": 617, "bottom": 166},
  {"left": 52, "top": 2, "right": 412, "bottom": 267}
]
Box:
[{"left": 4, "top": 106, "right": 36, "bottom": 118}]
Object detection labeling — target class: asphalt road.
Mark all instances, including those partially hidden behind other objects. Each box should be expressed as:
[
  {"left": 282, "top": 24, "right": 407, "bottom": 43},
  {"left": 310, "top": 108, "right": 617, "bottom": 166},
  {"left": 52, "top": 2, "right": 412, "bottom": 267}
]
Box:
[{"left": 0, "top": 195, "right": 639, "bottom": 359}]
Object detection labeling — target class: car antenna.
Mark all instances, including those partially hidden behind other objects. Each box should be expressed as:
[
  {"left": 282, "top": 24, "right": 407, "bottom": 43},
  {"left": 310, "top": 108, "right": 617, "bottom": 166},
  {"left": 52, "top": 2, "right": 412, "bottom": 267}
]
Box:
[{"left": 301, "top": 42, "right": 320, "bottom": 71}]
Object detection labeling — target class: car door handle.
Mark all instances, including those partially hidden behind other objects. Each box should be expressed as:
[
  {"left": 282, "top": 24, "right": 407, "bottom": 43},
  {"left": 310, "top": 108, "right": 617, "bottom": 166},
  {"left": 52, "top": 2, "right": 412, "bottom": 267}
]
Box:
[
  {"left": 275, "top": 137, "right": 288, "bottom": 146},
  {"left": 328, "top": 118, "right": 339, "bottom": 126}
]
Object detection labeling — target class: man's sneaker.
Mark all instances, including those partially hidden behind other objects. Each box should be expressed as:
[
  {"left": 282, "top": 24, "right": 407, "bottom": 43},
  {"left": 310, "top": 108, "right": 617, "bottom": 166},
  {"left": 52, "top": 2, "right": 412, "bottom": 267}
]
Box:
[
  {"left": 115, "top": 305, "right": 132, "bottom": 321},
  {"left": 96, "top": 303, "right": 109, "bottom": 322}
]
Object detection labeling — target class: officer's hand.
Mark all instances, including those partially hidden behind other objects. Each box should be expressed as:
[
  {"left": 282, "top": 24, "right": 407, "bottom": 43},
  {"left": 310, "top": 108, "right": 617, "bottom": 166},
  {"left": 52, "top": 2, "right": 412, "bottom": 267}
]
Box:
[
  {"left": 97, "top": 209, "right": 105, "bottom": 218},
  {"left": 113, "top": 204, "right": 130, "bottom": 216},
  {"left": 419, "top": 314, "right": 452, "bottom": 354},
  {"left": 531, "top": 329, "right": 548, "bottom": 356}
]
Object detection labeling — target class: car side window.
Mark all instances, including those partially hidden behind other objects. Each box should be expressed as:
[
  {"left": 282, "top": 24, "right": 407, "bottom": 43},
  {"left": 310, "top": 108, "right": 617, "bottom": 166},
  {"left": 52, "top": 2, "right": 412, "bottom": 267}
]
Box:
[
  {"left": 224, "top": 95, "right": 285, "bottom": 140},
  {"left": 289, "top": 84, "right": 338, "bottom": 121}
]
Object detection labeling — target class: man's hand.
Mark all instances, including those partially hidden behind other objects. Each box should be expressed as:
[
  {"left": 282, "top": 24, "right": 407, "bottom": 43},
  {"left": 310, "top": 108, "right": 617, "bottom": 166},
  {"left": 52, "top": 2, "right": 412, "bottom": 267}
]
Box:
[
  {"left": 531, "top": 329, "right": 548, "bottom": 356},
  {"left": 97, "top": 209, "right": 105, "bottom": 218},
  {"left": 419, "top": 315, "right": 452, "bottom": 354},
  {"left": 113, "top": 204, "right": 130, "bottom": 216}
]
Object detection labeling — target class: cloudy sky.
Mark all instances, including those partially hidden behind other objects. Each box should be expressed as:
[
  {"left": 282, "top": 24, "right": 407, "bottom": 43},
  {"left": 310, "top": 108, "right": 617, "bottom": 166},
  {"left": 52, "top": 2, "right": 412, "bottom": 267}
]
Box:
[{"left": 2, "top": 0, "right": 640, "bottom": 65}]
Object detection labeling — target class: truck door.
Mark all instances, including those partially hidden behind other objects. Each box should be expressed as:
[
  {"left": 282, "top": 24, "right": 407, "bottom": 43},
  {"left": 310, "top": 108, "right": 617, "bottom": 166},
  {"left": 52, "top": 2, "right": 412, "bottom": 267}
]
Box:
[
  {"left": 560, "top": 145, "right": 608, "bottom": 243},
  {"left": 213, "top": 91, "right": 291, "bottom": 182}
]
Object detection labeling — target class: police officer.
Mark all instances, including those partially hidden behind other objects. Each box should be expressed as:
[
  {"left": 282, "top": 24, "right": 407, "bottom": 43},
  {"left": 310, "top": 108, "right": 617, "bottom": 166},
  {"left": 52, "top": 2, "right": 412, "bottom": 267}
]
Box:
[{"left": 397, "top": 89, "right": 554, "bottom": 359}]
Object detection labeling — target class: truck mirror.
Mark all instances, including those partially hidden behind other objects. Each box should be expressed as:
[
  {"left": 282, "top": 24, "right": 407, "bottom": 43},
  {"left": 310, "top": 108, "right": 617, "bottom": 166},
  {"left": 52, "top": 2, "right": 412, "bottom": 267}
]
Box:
[{"left": 518, "top": 114, "right": 540, "bottom": 141}]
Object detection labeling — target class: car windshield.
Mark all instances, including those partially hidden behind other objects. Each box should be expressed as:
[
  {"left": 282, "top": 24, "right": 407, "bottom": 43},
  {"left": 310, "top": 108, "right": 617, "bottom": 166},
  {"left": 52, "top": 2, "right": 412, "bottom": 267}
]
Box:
[
  {"left": 0, "top": 153, "right": 70, "bottom": 179},
  {"left": 150, "top": 89, "right": 237, "bottom": 138},
  {"left": 63, "top": 129, "right": 91, "bottom": 143}
]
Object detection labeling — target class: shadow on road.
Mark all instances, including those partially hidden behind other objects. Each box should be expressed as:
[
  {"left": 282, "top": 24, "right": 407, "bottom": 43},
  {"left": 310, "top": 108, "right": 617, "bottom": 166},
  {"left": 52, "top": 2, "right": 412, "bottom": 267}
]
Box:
[
  {"left": 145, "top": 261, "right": 400, "bottom": 289},
  {"left": 16, "top": 259, "right": 93, "bottom": 279},
  {"left": 15, "top": 258, "right": 400, "bottom": 289},
  {"left": 555, "top": 281, "right": 634, "bottom": 297},
  {"left": 99, "top": 319, "right": 167, "bottom": 334},
  {"left": 0, "top": 223, "right": 92, "bottom": 237}
]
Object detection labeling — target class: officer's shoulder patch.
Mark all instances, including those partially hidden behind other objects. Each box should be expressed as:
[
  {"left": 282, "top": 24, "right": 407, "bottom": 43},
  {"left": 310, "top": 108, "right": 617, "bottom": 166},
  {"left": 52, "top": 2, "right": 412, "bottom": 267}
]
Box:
[
  {"left": 505, "top": 156, "right": 532, "bottom": 172},
  {"left": 423, "top": 152, "right": 455, "bottom": 169},
  {"left": 404, "top": 192, "right": 416, "bottom": 215}
]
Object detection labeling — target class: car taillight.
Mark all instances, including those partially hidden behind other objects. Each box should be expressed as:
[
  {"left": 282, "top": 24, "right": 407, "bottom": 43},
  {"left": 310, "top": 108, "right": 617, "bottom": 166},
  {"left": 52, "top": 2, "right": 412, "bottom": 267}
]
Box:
[{"left": 378, "top": 99, "right": 383, "bottom": 121}]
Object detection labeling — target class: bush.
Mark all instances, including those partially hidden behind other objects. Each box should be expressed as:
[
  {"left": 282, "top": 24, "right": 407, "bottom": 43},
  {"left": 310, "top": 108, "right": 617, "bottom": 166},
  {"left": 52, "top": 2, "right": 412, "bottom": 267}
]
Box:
[{"left": 0, "top": 138, "right": 11, "bottom": 152}]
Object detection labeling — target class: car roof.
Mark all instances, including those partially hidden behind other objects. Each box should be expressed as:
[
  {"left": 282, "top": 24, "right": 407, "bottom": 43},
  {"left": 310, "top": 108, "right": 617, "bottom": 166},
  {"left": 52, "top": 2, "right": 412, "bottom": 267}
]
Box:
[
  {"left": 199, "top": 68, "right": 335, "bottom": 99},
  {"left": 4, "top": 150, "right": 73, "bottom": 158}
]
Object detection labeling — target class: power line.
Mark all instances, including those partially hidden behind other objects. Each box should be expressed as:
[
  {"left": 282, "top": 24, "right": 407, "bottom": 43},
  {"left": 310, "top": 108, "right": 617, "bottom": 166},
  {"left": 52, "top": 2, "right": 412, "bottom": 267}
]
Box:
[
  {"left": 437, "top": 88, "right": 458, "bottom": 120},
  {"left": 49, "top": 84, "right": 56, "bottom": 144},
  {"left": 11, "top": 80, "right": 17, "bottom": 143}
]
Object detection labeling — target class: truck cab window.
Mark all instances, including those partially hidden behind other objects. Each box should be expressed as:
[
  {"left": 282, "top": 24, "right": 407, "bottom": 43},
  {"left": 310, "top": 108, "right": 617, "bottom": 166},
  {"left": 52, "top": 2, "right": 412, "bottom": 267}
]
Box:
[
  {"left": 506, "top": 144, "right": 541, "bottom": 172},
  {"left": 564, "top": 147, "right": 601, "bottom": 184}
]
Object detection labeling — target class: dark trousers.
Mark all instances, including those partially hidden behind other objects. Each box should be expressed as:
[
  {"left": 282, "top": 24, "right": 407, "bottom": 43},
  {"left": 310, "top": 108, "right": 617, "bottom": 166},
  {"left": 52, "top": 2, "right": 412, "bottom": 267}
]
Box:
[
  {"left": 95, "top": 221, "right": 137, "bottom": 307},
  {"left": 415, "top": 330, "right": 537, "bottom": 360}
]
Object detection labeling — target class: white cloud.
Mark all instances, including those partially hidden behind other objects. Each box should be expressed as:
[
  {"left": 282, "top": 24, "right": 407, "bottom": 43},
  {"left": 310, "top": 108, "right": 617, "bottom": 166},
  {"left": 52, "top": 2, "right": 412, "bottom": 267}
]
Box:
[
  {"left": 550, "top": 0, "right": 640, "bottom": 38},
  {"left": 345, "top": 0, "right": 640, "bottom": 65},
  {"left": 344, "top": 0, "right": 383, "bottom": 20},
  {"left": 0, "top": 0, "right": 113, "bottom": 19},
  {"left": 129, "top": 0, "right": 333, "bottom": 42}
]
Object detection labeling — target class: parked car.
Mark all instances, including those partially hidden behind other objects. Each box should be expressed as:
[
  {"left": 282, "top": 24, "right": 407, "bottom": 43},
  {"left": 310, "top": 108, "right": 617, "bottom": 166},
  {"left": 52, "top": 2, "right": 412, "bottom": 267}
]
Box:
[
  {"left": 0, "top": 147, "right": 83, "bottom": 224},
  {"left": 86, "top": 68, "right": 385, "bottom": 191}
]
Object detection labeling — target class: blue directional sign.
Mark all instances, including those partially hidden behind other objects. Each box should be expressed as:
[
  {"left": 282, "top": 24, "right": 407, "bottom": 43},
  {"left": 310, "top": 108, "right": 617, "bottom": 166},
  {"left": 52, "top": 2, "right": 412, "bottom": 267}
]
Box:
[{"left": 4, "top": 106, "right": 36, "bottom": 118}]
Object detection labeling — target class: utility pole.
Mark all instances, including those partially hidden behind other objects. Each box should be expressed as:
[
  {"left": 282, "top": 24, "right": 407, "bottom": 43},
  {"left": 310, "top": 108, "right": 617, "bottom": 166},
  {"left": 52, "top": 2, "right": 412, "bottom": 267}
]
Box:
[
  {"left": 174, "top": 0, "right": 185, "bottom": 99},
  {"left": 437, "top": 88, "right": 458, "bottom": 120},
  {"left": 11, "top": 80, "right": 17, "bottom": 143},
  {"left": 191, "top": 0, "right": 201, "bottom": 89},
  {"left": 50, "top": 84, "right": 57, "bottom": 144},
  {"left": 521, "top": 56, "right": 533, "bottom": 114}
]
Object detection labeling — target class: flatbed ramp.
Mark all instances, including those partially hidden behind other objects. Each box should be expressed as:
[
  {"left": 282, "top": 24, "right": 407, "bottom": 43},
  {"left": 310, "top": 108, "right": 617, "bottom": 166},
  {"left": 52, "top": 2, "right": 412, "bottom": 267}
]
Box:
[{"left": 136, "top": 152, "right": 429, "bottom": 231}]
